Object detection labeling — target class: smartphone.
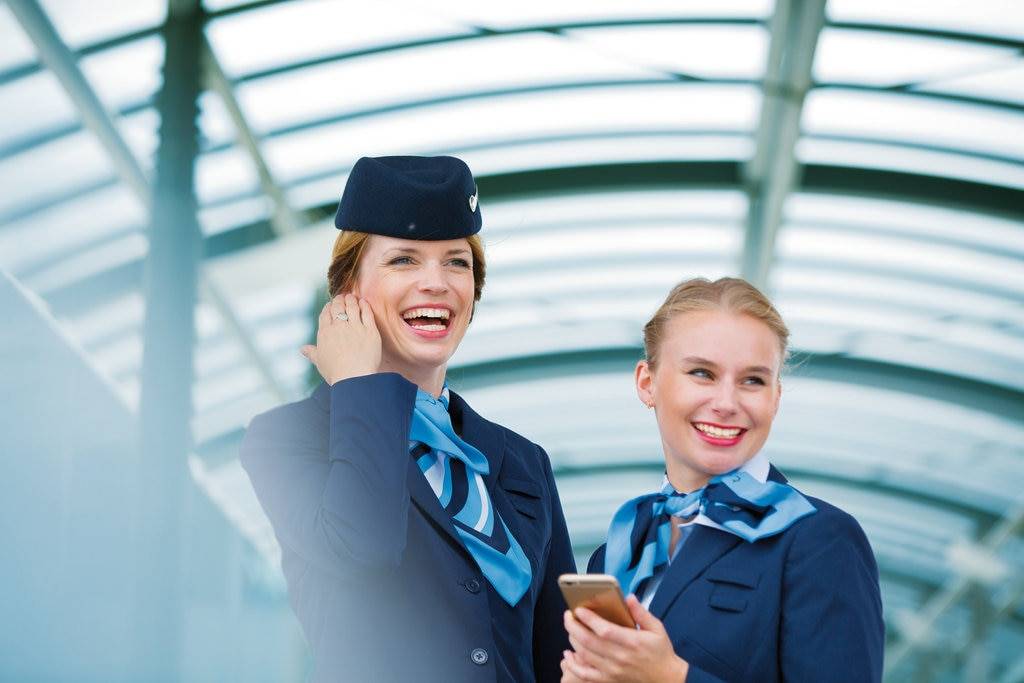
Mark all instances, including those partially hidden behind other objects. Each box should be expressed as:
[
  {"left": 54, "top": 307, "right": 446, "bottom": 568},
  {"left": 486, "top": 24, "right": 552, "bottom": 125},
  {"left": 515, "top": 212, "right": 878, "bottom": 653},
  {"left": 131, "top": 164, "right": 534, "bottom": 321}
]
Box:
[{"left": 558, "top": 573, "right": 636, "bottom": 628}]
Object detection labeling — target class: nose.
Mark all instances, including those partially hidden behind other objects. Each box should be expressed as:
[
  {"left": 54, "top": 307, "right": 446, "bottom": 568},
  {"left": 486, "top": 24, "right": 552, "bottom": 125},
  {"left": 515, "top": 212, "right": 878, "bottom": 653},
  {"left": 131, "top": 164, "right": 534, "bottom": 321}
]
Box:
[
  {"left": 418, "top": 261, "right": 449, "bottom": 293},
  {"left": 709, "top": 382, "right": 738, "bottom": 417}
]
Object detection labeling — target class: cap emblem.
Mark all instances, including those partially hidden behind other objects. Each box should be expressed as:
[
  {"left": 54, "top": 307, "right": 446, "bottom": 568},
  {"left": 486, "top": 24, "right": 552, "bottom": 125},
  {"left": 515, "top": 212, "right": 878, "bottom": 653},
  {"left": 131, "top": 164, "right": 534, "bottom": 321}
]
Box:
[{"left": 468, "top": 187, "right": 478, "bottom": 212}]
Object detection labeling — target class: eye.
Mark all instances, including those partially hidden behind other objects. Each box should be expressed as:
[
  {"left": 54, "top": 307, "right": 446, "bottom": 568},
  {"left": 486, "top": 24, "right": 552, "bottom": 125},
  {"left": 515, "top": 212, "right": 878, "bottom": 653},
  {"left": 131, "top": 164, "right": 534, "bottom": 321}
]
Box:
[
  {"left": 447, "top": 258, "right": 471, "bottom": 268},
  {"left": 688, "top": 368, "right": 713, "bottom": 380},
  {"left": 387, "top": 256, "right": 414, "bottom": 266},
  {"left": 742, "top": 376, "right": 767, "bottom": 386}
]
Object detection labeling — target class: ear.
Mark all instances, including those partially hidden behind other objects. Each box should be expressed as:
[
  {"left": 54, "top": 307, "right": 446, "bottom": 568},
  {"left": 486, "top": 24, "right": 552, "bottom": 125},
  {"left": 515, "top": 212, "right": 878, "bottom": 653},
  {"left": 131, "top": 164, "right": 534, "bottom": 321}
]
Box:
[
  {"left": 635, "top": 360, "right": 655, "bottom": 408},
  {"left": 773, "top": 380, "right": 783, "bottom": 417}
]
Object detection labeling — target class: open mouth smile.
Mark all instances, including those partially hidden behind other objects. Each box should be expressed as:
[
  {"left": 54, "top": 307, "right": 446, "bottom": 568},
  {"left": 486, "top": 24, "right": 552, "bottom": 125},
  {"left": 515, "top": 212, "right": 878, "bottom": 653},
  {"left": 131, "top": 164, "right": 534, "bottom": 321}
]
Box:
[
  {"left": 401, "top": 306, "right": 453, "bottom": 337},
  {"left": 692, "top": 421, "right": 746, "bottom": 446}
]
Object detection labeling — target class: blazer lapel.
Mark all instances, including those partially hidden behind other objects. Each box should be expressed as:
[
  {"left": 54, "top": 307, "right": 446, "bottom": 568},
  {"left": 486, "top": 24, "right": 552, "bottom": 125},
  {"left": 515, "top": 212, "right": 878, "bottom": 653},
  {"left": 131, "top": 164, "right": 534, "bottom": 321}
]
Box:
[
  {"left": 648, "top": 525, "right": 742, "bottom": 620},
  {"left": 404, "top": 390, "right": 509, "bottom": 559},
  {"left": 446, "top": 391, "right": 536, "bottom": 566},
  {"left": 405, "top": 456, "right": 465, "bottom": 550}
]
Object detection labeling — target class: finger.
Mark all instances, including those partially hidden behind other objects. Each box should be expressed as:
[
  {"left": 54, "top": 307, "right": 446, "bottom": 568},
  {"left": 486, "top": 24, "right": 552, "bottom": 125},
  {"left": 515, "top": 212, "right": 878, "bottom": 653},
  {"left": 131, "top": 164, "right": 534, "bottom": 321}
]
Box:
[
  {"left": 358, "top": 297, "right": 376, "bottom": 331},
  {"left": 300, "top": 344, "right": 315, "bottom": 361},
  {"left": 626, "top": 594, "right": 664, "bottom": 634},
  {"left": 344, "top": 293, "right": 361, "bottom": 325},
  {"left": 327, "top": 294, "right": 346, "bottom": 323},
  {"left": 574, "top": 607, "right": 633, "bottom": 645},
  {"left": 565, "top": 616, "right": 612, "bottom": 666},
  {"left": 318, "top": 301, "right": 333, "bottom": 328},
  {"left": 564, "top": 651, "right": 604, "bottom": 682}
]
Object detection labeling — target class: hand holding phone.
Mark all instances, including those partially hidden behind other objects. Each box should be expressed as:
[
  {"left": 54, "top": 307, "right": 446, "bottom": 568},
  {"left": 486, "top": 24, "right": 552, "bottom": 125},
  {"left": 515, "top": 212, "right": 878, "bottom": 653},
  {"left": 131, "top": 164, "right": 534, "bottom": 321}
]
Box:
[{"left": 558, "top": 573, "right": 636, "bottom": 628}]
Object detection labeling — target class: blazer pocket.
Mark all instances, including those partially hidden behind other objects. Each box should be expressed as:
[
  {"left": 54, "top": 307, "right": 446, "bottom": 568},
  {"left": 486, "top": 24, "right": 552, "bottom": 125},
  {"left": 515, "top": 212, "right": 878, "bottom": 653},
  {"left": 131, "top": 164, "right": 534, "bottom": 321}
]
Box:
[
  {"left": 500, "top": 476, "right": 542, "bottom": 519},
  {"left": 705, "top": 565, "right": 760, "bottom": 614}
]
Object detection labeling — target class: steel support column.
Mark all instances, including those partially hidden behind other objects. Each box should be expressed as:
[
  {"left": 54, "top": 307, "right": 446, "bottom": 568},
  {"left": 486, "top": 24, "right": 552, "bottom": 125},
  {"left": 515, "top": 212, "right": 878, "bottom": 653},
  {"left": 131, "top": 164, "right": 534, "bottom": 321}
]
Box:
[
  {"left": 741, "top": 0, "right": 825, "bottom": 289},
  {"left": 132, "top": 1, "right": 203, "bottom": 679}
]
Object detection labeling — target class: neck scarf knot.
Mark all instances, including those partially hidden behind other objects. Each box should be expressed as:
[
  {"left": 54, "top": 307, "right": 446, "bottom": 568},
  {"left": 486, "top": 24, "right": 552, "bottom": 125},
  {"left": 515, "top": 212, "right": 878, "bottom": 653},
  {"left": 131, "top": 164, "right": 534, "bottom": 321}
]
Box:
[
  {"left": 604, "top": 469, "right": 816, "bottom": 597},
  {"left": 410, "top": 387, "right": 532, "bottom": 606}
]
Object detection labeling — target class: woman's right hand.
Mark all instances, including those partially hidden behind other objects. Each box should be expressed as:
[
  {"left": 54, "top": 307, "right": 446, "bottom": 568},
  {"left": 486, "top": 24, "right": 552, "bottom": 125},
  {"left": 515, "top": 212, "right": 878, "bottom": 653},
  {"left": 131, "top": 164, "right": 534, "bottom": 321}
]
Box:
[{"left": 301, "top": 293, "right": 382, "bottom": 385}]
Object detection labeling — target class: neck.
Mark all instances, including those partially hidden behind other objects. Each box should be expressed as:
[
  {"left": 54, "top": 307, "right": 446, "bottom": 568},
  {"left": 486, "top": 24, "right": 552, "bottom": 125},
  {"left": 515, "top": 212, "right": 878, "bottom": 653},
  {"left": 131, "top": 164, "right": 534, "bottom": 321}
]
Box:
[
  {"left": 665, "top": 461, "right": 710, "bottom": 494},
  {"left": 378, "top": 358, "right": 446, "bottom": 397}
]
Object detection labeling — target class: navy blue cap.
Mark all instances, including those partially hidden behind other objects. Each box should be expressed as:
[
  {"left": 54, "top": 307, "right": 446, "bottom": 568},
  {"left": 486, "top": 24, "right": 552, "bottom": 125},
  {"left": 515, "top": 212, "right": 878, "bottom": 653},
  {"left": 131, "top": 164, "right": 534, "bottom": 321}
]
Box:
[{"left": 334, "top": 155, "right": 482, "bottom": 239}]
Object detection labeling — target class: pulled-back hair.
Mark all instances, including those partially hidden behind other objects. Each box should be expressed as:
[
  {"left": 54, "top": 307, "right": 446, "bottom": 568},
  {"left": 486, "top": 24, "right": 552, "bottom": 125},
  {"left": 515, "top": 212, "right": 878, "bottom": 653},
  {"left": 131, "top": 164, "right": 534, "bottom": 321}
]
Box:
[{"left": 643, "top": 277, "right": 789, "bottom": 371}]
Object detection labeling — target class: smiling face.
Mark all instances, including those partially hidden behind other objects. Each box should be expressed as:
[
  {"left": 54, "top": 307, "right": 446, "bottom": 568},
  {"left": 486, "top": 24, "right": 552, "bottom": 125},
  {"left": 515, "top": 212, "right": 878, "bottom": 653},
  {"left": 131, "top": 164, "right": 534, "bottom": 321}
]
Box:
[
  {"left": 351, "top": 235, "right": 476, "bottom": 386},
  {"left": 636, "top": 309, "right": 783, "bottom": 492}
]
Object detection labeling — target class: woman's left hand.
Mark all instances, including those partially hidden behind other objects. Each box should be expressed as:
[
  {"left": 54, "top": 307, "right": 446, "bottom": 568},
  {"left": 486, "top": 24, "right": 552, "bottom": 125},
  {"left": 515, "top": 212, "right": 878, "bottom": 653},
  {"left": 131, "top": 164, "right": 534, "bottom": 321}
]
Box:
[{"left": 561, "top": 594, "right": 689, "bottom": 682}]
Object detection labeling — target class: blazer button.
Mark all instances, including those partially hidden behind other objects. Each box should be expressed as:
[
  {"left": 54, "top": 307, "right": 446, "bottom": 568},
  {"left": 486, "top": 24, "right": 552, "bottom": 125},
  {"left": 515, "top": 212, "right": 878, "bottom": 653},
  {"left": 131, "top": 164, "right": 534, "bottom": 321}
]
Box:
[
  {"left": 470, "top": 648, "right": 488, "bottom": 665},
  {"left": 464, "top": 578, "right": 481, "bottom": 594}
]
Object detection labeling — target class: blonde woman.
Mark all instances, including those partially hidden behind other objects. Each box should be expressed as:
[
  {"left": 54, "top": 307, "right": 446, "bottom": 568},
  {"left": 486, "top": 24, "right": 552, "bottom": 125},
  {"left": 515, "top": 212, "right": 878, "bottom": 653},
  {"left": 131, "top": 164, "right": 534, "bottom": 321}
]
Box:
[{"left": 562, "top": 278, "right": 883, "bottom": 683}]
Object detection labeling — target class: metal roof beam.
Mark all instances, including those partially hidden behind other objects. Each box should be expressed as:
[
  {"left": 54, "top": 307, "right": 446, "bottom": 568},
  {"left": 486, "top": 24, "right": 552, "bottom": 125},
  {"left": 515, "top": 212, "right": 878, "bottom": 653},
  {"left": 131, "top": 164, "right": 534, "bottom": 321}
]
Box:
[
  {"left": 741, "top": 0, "right": 826, "bottom": 290},
  {"left": 884, "top": 500, "right": 1024, "bottom": 675},
  {"left": 6, "top": 0, "right": 151, "bottom": 203},
  {"left": 199, "top": 36, "right": 300, "bottom": 237},
  {"left": 7, "top": 0, "right": 289, "bottom": 405},
  {"left": 449, "top": 347, "right": 1024, "bottom": 423}
]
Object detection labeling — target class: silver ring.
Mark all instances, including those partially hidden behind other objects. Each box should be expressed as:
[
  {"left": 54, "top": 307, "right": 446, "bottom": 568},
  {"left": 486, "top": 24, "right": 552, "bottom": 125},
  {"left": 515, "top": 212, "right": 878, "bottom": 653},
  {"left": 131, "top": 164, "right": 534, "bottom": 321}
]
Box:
[{"left": 334, "top": 313, "right": 349, "bottom": 321}]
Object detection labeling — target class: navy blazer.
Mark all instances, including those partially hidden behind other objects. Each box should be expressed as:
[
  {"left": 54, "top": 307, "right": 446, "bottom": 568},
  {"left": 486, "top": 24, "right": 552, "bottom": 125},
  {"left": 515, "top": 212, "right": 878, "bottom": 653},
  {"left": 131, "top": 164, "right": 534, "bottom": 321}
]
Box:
[
  {"left": 588, "top": 467, "right": 884, "bottom": 683},
  {"left": 241, "top": 373, "right": 576, "bottom": 682}
]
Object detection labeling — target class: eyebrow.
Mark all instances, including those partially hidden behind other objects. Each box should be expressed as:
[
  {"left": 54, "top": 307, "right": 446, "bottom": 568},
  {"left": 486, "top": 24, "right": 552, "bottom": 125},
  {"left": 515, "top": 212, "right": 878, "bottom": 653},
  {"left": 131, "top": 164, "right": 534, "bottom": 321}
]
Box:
[{"left": 682, "top": 356, "right": 773, "bottom": 375}]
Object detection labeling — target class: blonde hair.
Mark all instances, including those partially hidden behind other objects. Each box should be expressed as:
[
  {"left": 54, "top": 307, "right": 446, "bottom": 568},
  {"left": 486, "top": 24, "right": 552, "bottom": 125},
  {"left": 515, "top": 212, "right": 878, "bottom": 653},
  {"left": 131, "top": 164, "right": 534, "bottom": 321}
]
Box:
[
  {"left": 327, "top": 231, "right": 487, "bottom": 302},
  {"left": 643, "top": 277, "right": 789, "bottom": 371}
]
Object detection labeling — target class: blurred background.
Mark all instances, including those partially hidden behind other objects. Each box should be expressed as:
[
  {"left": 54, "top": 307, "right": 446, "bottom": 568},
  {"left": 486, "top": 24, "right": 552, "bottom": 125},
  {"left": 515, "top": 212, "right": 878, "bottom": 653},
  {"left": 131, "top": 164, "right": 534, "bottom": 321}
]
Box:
[{"left": 1, "top": 0, "right": 1022, "bottom": 681}]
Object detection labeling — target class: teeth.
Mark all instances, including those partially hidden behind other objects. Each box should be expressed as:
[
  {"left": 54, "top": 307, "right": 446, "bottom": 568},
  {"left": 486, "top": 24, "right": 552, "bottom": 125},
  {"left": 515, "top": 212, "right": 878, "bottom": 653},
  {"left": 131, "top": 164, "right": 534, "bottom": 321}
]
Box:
[
  {"left": 694, "top": 423, "right": 741, "bottom": 438},
  {"left": 410, "top": 323, "right": 445, "bottom": 332},
  {"left": 402, "top": 308, "right": 450, "bottom": 320}
]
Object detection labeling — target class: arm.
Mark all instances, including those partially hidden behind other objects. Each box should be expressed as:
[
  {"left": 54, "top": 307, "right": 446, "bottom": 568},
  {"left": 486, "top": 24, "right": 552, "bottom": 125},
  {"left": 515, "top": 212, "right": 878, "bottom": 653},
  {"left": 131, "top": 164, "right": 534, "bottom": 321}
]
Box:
[
  {"left": 241, "top": 372, "right": 418, "bottom": 575},
  {"left": 534, "top": 446, "right": 578, "bottom": 682},
  {"left": 779, "top": 512, "right": 885, "bottom": 682}
]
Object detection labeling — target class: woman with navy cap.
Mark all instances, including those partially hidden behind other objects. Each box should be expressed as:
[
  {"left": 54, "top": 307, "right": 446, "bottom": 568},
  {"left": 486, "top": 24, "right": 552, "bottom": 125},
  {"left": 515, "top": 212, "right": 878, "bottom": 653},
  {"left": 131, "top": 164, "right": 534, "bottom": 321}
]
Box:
[
  {"left": 241, "top": 156, "right": 575, "bottom": 682},
  {"left": 560, "top": 277, "right": 883, "bottom": 683}
]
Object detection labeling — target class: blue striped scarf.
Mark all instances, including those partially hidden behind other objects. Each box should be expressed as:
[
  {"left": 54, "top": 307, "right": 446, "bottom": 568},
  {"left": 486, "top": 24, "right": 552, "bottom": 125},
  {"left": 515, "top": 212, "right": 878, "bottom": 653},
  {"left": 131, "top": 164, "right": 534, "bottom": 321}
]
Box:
[
  {"left": 410, "top": 388, "right": 532, "bottom": 606},
  {"left": 604, "top": 469, "right": 816, "bottom": 597}
]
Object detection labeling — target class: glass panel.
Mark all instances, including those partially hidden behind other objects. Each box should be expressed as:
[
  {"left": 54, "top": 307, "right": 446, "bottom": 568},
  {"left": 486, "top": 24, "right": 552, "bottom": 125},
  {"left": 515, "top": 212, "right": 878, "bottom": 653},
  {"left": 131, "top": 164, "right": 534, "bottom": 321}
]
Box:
[
  {"left": 262, "top": 83, "right": 761, "bottom": 182},
  {"left": 206, "top": 0, "right": 469, "bottom": 77},
  {"left": 79, "top": 35, "right": 163, "bottom": 112},
  {"left": 235, "top": 32, "right": 664, "bottom": 134},
  {"left": 195, "top": 145, "right": 259, "bottom": 203},
  {"left": 0, "top": 130, "right": 113, "bottom": 219},
  {"left": 117, "top": 108, "right": 158, "bottom": 173},
  {"left": 0, "top": 4, "right": 37, "bottom": 72},
  {"left": 38, "top": 0, "right": 165, "bottom": 49},
  {"left": 484, "top": 190, "right": 748, "bottom": 234},
  {"left": 918, "top": 61, "right": 1024, "bottom": 107},
  {"left": 802, "top": 88, "right": 1024, "bottom": 160},
  {"left": 0, "top": 184, "right": 145, "bottom": 274},
  {"left": 198, "top": 91, "right": 237, "bottom": 150},
  {"left": 814, "top": 28, "right": 1015, "bottom": 87},
  {"left": 464, "top": 134, "right": 754, "bottom": 176},
  {"left": 777, "top": 228, "right": 1024, "bottom": 292},
  {"left": 0, "top": 70, "right": 79, "bottom": 154},
  {"left": 796, "top": 137, "right": 1024, "bottom": 190},
  {"left": 416, "top": 0, "right": 774, "bottom": 30},
  {"left": 784, "top": 192, "right": 1024, "bottom": 254},
  {"left": 566, "top": 24, "right": 769, "bottom": 79},
  {"left": 66, "top": 291, "right": 144, "bottom": 347},
  {"left": 827, "top": 0, "right": 1024, "bottom": 42},
  {"left": 26, "top": 231, "right": 148, "bottom": 295},
  {"left": 198, "top": 196, "right": 269, "bottom": 236}
]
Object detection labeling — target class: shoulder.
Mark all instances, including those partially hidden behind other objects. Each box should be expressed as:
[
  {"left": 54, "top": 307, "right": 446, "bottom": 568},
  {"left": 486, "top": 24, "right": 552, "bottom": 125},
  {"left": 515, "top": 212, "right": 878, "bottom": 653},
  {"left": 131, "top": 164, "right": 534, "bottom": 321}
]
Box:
[
  {"left": 783, "top": 491, "right": 877, "bottom": 574},
  {"left": 242, "top": 390, "right": 326, "bottom": 451}
]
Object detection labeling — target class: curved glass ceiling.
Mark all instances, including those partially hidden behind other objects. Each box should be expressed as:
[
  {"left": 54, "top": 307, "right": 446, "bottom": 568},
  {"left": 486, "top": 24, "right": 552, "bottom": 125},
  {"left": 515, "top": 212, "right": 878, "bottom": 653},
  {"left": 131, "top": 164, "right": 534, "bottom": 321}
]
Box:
[{"left": 1, "top": 2, "right": 1022, "bottom": 678}]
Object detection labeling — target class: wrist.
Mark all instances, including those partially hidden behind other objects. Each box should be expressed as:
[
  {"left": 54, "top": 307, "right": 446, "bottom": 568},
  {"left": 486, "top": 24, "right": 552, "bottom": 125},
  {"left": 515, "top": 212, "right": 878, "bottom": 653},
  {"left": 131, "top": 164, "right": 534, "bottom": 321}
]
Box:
[{"left": 672, "top": 654, "right": 688, "bottom": 682}]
